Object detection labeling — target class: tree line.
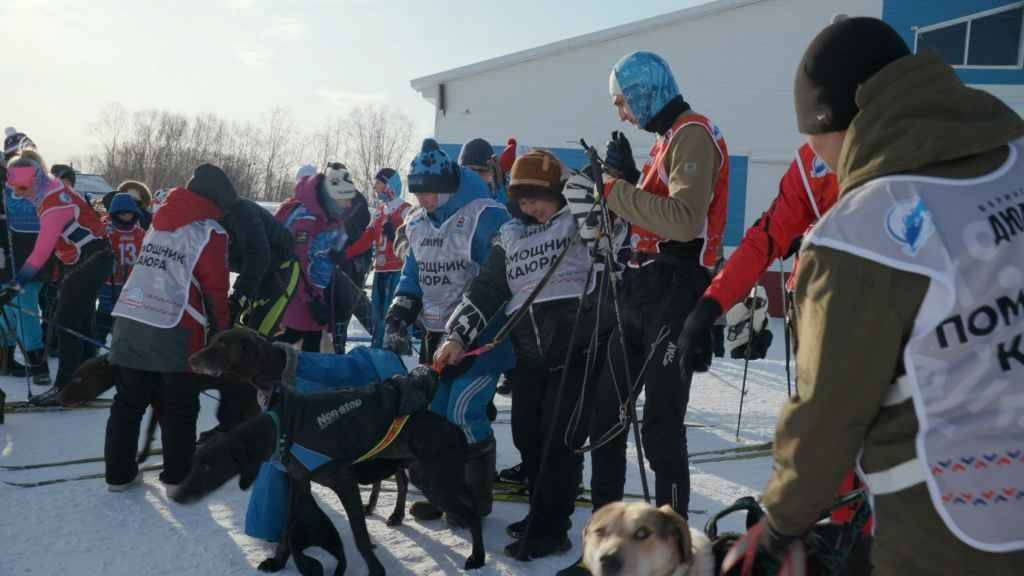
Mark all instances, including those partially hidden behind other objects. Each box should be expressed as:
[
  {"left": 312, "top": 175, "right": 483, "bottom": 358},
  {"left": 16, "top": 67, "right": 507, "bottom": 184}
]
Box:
[{"left": 84, "top": 103, "right": 416, "bottom": 202}]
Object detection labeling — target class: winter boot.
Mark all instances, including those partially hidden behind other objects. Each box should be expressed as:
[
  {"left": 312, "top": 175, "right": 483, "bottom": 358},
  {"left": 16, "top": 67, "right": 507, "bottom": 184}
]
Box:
[
  {"left": 409, "top": 501, "right": 443, "bottom": 521},
  {"left": 506, "top": 514, "right": 530, "bottom": 539},
  {"left": 333, "top": 320, "right": 349, "bottom": 353},
  {"left": 3, "top": 347, "right": 27, "bottom": 377},
  {"left": 498, "top": 462, "right": 528, "bottom": 485},
  {"left": 27, "top": 349, "right": 51, "bottom": 386},
  {"left": 464, "top": 436, "right": 496, "bottom": 517},
  {"left": 28, "top": 384, "right": 63, "bottom": 407},
  {"left": 505, "top": 533, "right": 572, "bottom": 561}
]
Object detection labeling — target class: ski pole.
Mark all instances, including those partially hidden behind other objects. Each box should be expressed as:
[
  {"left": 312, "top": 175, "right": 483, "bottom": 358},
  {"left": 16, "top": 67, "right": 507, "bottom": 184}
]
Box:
[
  {"left": 582, "top": 139, "right": 651, "bottom": 504},
  {"left": 779, "top": 258, "right": 792, "bottom": 398},
  {"left": 735, "top": 287, "right": 756, "bottom": 440},
  {"left": 1, "top": 300, "right": 109, "bottom": 351}
]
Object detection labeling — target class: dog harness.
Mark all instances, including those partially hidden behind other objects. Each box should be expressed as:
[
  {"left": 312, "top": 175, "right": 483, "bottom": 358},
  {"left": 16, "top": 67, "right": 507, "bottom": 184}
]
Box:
[{"left": 805, "top": 138, "right": 1024, "bottom": 552}]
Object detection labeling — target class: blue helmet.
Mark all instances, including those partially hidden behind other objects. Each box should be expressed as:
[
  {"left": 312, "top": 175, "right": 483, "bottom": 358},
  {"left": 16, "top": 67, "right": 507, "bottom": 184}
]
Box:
[{"left": 609, "top": 51, "right": 680, "bottom": 128}]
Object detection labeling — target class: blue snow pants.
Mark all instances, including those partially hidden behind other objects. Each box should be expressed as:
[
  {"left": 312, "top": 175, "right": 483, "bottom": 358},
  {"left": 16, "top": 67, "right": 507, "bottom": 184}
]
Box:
[
  {"left": 429, "top": 335, "right": 514, "bottom": 445},
  {"left": 244, "top": 347, "right": 406, "bottom": 542},
  {"left": 370, "top": 270, "right": 401, "bottom": 348},
  {"left": 2, "top": 282, "right": 44, "bottom": 352}
]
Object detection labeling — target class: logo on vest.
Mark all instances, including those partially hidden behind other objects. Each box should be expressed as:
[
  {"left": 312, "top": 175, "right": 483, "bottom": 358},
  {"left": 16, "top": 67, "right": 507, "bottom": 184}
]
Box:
[
  {"left": 811, "top": 157, "right": 830, "bottom": 178},
  {"left": 420, "top": 237, "right": 444, "bottom": 248},
  {"left": 316, "top": 399, "right": 363, "bottom": 430},
  {"left": 885, "top": 198, "right": 935, "bottom": 257}
]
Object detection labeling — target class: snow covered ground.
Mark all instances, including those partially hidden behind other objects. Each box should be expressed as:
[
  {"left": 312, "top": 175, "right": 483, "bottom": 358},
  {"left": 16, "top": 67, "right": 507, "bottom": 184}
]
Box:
[{"left": 0, "top": 319, "right": 791, "bottom": 575}]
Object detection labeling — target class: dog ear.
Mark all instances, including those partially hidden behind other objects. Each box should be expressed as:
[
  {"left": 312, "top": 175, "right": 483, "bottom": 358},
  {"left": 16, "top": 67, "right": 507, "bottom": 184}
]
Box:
[{"left": 658, "top": 504, "right": 692, "bottom": 563}]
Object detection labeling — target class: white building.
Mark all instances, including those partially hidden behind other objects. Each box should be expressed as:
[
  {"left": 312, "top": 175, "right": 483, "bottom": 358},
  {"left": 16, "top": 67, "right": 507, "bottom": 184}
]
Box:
[{"left": 411, "top": 0, "right": 1024, "bottom": 313}]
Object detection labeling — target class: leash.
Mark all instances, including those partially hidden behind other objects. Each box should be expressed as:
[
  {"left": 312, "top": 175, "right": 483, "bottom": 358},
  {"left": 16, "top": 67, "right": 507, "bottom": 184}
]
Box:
[{"left": 580, "top": 140, "right": 651, "bottom": 503}]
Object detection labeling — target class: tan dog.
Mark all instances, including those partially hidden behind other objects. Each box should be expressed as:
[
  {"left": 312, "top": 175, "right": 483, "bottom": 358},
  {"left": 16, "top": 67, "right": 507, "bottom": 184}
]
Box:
[{"left": 583, "top": 502, "right": 714, "bottom": 576}]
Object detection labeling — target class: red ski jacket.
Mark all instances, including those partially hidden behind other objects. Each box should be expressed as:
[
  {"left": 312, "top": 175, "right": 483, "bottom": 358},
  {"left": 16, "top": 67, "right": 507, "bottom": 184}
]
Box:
[{"left": 704, "top": 144, "right": 838, "bottom": 311}]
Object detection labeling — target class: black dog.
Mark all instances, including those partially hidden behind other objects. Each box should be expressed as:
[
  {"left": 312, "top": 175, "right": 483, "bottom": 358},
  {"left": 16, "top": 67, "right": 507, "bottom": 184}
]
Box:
[{"left": 175, "top": 328, "right": 486, "bottom": 574}]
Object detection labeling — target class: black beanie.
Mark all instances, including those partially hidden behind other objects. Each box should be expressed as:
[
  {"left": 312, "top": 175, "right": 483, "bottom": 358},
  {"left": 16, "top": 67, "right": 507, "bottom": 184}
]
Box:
[
  {"left": 458, "top": 138, "right": 495, "bottom": 169},
  {"left": 375, "top": 168, "right": 397, "bottom": 184},
  {"left": 794, "top": 17, "right": 910, "bottom": 134},
  {"left": 186, "top": 163, "right": 239, "bottom": 211},
  {"left": 51, "top": 164, "right": 76, "bottom": 186}
]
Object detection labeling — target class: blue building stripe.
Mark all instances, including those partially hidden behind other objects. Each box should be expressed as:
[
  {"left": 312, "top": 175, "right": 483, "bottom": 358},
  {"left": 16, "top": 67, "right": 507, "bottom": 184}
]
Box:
[{"left": 883, "top": 0, "right": 1024, "bottom": 86}]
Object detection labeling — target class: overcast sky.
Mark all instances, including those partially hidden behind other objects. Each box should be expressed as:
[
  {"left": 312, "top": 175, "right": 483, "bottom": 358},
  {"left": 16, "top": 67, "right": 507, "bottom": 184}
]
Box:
[{"left": 2, "top": 0, "right": 710, "bottom": 168}]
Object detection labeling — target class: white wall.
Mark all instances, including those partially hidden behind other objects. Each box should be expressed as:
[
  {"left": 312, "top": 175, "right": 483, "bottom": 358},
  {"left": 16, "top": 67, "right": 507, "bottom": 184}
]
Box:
[{"left": 426, "top": 0, "right": 883, "bottom": 237}]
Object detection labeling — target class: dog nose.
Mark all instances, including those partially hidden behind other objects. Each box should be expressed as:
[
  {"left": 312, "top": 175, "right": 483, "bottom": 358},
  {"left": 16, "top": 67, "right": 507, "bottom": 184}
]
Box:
[{"left": 600, "top": 551, "right": 622, "bottom": 574}]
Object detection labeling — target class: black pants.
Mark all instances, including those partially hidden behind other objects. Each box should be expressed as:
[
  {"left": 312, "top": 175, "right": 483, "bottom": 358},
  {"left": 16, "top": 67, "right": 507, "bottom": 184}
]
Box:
[
  {"left": 330, "top": 262, "right": 373, "bottom": 353},
  {"left": 104, "top": 367, "right": 202, "bottom": 485},
  {"left": 244, "top": 259, "right": 300, "bottom": 337},
  {"left": 54, "top": 245, "right": 114, "bottom": 389},
  {"left": 589, "top": 260, "right": 708, "bottom": 516},
  {"left": 511, "top": 353, "right": 592, "bottom": 540},
  {"left": 276, "top": 328, "right": 322, "bottom": 352}
]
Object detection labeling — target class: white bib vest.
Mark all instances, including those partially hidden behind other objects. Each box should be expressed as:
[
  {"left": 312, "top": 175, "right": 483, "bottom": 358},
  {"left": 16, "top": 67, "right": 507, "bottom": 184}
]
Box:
[
  {"left": 406, "top": 198, "right": 501, "bottom": 332},
  {"left": 805, "top": 140, "right": 1024, "bottom": 552},
  {"left": 113, "top": 220, "right": 225, "bottom": 329},
  {"left": 499, "top": 208, "right": 594, "bottom": 314}
]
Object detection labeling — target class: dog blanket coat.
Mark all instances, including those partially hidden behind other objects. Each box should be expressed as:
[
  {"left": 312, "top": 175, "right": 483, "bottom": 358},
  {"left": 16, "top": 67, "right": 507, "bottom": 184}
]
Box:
[
  {"left": 245, "top": 346, "right": 407, "bottom": 541},
  {"left": 273, "top": 375, "right": 430, "bottom": 473}
]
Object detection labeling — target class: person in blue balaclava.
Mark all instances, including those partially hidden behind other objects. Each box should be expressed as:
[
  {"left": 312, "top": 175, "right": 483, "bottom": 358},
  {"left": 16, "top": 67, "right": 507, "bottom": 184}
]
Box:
[{"left": 382, "top": 138, "right": 513, "bottom": 525}]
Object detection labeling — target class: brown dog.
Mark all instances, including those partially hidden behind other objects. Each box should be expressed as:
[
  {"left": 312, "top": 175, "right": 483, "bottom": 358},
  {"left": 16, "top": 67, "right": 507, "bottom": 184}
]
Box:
[
  {"left": 61, "top": 354, "right": 258, "bottom": 463},
  {"left": 583, "top": 502, "right": 714, "bottom": 576}
]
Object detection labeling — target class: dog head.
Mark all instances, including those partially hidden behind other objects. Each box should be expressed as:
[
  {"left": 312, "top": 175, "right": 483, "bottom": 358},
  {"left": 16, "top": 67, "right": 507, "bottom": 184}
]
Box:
[
  {"left": 59, "top": 354, "right": 115, "bottom": 406},
  {"left": 189, "top": 327, "right": 280, "bottom": 392},
  {"left": 583, "top": 502, "right": 695, "bottom": 576},
  {"left": 170, "top": 412, "right": 277, "bottom": 504}
]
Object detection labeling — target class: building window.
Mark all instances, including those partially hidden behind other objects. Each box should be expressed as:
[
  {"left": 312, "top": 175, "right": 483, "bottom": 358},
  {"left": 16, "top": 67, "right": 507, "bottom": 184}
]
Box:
[{"left": 915, "top": 3, "right": 1024, "bottom": 68}]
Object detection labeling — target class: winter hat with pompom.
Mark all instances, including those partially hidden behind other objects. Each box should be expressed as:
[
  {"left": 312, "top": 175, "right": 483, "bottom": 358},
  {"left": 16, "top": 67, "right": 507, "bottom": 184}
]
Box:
[
  {"left": 408, "top": 138, "right": 459, "bottom": 203},
  {"left": 4, "top": 127, "right": 35, "bottom": 160}
]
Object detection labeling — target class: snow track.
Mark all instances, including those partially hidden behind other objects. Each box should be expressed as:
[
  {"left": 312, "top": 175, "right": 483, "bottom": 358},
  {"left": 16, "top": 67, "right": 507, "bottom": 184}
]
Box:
[{"left": 1, "top": 320, "right": 791, "bottom": 575}]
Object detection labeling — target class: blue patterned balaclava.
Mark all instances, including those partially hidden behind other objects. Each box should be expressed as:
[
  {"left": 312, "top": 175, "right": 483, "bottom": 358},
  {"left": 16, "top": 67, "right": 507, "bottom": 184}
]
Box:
[{"left": 609, "top": 51, "right": 680, "bottom": 128}]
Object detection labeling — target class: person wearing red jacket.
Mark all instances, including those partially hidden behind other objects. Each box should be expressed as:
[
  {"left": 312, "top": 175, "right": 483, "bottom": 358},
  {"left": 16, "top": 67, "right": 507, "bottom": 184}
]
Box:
[
  {"left": 104, "top": 167, "right": 230, "bottom": 491},
  {"left": 344, "top": 168, "right": 411, "bottom": 348},
  {"left": 676, "top": 143, "right": 837, "bottom": 371}
]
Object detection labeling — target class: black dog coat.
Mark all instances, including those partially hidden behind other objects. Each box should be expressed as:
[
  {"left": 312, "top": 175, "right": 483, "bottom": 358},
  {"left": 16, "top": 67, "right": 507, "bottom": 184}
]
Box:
[{"left": 270, "top": 374, "right": 432, "bottom": 473}]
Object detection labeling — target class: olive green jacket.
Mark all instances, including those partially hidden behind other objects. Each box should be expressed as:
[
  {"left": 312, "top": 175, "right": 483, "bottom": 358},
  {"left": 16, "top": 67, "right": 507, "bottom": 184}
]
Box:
[{"left": 762, "top": 52, "right": 1024, "bottom": 575}]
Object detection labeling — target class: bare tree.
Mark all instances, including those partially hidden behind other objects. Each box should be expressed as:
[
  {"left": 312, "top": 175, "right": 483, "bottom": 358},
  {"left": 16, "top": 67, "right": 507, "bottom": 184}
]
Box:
[{"left": 339, "top": 105, "right": 416, "bottom": 196}]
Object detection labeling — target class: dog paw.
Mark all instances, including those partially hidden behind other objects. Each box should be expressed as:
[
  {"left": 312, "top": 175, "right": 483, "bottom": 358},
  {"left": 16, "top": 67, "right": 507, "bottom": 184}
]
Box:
[
  {"left": 385, "top": 514, "right": 404, "bottom": 527},
  {"left": 463, "top": 554, "right": 485, "bottom": 571}
]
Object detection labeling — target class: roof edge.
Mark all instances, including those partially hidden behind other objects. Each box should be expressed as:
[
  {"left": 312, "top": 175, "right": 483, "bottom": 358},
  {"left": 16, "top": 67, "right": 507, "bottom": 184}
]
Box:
[{"left": 410, "top": 0, "right": 765, "bottom": 94}]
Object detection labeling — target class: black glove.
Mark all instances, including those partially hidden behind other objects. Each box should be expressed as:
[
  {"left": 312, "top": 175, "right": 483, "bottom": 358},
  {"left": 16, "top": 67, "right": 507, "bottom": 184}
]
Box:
[
  {"left": 0, "top": 284, "right": 21, "bottom": 308},
  {"left": 308, "top": 293, "right": 331, "bottom": 326},
  {"left": 327, "top": 249, "right": 349, "bottom": 266},
  {"left": 721, "top": 518, "right": 805, "bottom": 576},
  {"left": 228, "top": 292, "right": 249, "bottom": 326},
  {"left": 382, "top": 221, "right": 396, "bottom": 241},
  {"left": 382, "top": 318, "right": 411, "bottom": 355},
  {"left": 604, "top": 130, "right": 641, "bottom": 184},
  {"left": 677, "top": 297, "right": 722, "bottom": 376}
]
